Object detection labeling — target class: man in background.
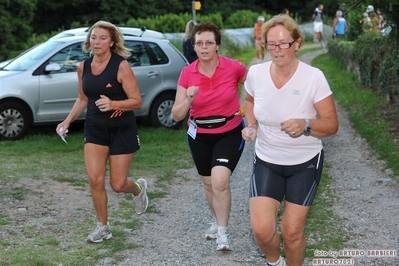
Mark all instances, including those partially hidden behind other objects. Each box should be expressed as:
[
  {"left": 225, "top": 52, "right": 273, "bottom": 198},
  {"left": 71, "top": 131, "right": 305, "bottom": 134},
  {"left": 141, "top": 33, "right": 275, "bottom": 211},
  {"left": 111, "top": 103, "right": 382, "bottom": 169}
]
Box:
[{"left": 312, "top": 4, "right": 324, "bottom": 43}]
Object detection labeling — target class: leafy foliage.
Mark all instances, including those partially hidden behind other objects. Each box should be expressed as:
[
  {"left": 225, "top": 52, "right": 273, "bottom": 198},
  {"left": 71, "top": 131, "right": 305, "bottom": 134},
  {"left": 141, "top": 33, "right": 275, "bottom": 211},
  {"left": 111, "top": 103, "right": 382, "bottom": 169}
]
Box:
[
  {"left": 328, "top": 32, "right": 398, "bottom": 104},
  {"left": 0, "top": 0, "right": 37, "bottom": 61},
  {"left": 224, "top": 10, "right": 272, "bottom": 29}
]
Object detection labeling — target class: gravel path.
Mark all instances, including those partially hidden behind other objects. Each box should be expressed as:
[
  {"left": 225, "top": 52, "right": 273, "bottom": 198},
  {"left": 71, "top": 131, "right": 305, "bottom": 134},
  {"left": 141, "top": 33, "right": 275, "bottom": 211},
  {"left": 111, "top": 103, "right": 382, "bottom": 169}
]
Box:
[{"left": 97, "top": 47, "right": 399, "bottom": 266}]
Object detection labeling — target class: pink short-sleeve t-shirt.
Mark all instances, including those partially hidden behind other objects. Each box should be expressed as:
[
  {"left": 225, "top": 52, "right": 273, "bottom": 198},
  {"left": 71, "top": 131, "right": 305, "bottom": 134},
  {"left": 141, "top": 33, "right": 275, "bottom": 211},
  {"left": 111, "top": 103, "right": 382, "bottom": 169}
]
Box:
[{"left": 178, "top": 55, "right": 247, "bottom": 134}]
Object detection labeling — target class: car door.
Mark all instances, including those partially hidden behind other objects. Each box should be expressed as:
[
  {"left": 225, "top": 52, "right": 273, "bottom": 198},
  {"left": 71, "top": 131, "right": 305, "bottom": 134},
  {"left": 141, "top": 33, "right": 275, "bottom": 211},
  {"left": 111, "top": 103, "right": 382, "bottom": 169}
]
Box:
[
  {"left": 125, "top": 40, "right": 163, "bottom": 116},
  {"left": 37, "top": 42, "right": 89, "bottom": 121}
]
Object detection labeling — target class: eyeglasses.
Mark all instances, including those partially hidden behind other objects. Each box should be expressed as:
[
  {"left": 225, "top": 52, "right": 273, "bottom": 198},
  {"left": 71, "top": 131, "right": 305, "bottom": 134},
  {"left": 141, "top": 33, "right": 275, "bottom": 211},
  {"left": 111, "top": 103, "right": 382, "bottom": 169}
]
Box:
[
  {"left": 265, "top": 40, "right": 296, "bottom": 50},
  {"left": 194, "top": 41, "right": 216, "bottom": 47}
]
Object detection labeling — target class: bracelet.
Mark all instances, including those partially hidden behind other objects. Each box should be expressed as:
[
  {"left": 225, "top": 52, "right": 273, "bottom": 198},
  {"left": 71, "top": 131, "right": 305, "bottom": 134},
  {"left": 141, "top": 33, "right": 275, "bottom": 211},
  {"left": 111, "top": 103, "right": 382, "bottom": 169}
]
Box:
[
  {"left": 247, "top": 122, "right": 258, "bottom": 129},
  {"left": 113, "top": 101, "right": 119, "bottom": 111}
]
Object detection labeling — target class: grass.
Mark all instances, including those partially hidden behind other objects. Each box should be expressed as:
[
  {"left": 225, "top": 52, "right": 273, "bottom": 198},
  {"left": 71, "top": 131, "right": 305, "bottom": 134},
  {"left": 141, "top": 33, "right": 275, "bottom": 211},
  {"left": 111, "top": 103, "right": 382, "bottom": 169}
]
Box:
[
  {"left": 313, "top": 53, "right": 399, "bottom": 175},
  {"left": 0, "top": 122, "right": 191, "bottom": 265},
  {"left": 1, "top": 45, "right": 394, "bottom": 264}
]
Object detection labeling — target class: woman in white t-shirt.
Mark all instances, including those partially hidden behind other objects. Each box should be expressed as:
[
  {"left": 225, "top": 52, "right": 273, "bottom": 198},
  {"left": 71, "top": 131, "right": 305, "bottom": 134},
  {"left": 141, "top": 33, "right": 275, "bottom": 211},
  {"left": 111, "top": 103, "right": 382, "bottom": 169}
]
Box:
[{"left": 241, "top": 14, "right": 338, "bottom": 266}]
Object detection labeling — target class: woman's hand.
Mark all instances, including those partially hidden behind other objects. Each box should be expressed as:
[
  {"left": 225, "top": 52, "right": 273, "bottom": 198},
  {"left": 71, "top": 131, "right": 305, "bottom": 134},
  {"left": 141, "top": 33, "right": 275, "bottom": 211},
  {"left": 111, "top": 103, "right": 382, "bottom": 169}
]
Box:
[
  {"left": 241, "top": 124, "right": 257, "bottom": 143},
  {"left": 56, "top": 122, "right": 69, "bottom": 137},
  {"left": 280, "top": 118, "right": 305, "bottom": 137},
  {"left": 186, "top": 86, "right": 199, "bottom": 103},
  {"left": 95, "top": 95, "right": 112, "bottom": 112}
]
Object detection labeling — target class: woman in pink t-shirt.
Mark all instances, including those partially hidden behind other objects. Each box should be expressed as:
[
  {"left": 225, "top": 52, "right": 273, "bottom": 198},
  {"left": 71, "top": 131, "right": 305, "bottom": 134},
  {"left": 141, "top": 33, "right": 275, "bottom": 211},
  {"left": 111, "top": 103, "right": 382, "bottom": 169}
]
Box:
[
  {"left": 242, "top": 15, "right": 338, "bottom": 266},
  {"left": 172, "top": 22, "right": 247, "bottom": 252}
]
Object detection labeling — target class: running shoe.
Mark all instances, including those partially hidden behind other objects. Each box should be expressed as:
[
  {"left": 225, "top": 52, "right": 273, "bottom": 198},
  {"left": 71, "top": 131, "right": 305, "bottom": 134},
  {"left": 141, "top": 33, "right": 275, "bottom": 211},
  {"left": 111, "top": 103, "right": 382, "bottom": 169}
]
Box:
[
  {"left": 266, "top": 257, "right": 287, "bottom": 266},
  {"left": 216, "top": 232, "right": 231, "bottom": 251},
  {"left": 133, "top": 178, "right": 148, "bottom": 215},
  {"left": 87, "top": 222, "right": 112, "bottom": 243},
  {"left": 205, "top": 221, "right": 218, "bottom": 240}
]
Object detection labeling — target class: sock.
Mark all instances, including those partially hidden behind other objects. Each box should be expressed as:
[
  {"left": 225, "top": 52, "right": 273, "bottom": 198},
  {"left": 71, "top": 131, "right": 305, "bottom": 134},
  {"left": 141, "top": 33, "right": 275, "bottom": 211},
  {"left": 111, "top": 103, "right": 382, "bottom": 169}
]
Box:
[
  {"left": 132, "top": 182, "right": 141, "bottom": 197},
  {"left": 217, "top": 226, "right": 227, "bottom": 235},
  {"left": 267, "top": 256, "right": 282, "bottom": 266}
]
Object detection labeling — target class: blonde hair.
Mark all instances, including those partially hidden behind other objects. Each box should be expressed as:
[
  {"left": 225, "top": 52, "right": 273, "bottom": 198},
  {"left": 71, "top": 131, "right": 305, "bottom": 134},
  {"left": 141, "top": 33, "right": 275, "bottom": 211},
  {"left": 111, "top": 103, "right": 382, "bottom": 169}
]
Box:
[
  {"left": 183, "top": 20, "right": 197, "bottom": 42},
  {"left": 261, "top": 14, "right": 303, "bottom": 49},
  {"left": 82, "top": 20, "right": 131, "bottom": 59}
]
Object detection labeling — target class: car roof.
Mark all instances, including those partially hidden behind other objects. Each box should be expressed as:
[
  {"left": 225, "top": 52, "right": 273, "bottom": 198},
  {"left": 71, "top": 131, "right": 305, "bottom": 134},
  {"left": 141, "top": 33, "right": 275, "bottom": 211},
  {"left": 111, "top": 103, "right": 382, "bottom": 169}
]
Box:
[
  {"left": 51, "top": 34, "right": 169, "bottom": 45},
  {"left": 50, "top": 26, "right": 165, "bottom": 40}
]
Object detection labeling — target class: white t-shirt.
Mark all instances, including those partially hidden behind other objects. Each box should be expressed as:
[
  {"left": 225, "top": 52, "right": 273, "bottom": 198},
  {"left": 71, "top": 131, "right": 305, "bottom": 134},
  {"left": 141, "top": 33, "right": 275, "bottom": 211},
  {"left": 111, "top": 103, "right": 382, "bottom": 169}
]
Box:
[{"left": 244, "top": 60, "right": 332, "bottom": 165}]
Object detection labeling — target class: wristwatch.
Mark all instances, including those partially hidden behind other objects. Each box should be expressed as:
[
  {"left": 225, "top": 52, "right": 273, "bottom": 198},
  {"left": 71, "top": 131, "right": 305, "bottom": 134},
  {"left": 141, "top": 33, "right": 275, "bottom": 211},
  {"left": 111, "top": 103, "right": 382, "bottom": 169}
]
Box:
[{"left": 303, "top": 119, "right": 312, "bottom": 135}]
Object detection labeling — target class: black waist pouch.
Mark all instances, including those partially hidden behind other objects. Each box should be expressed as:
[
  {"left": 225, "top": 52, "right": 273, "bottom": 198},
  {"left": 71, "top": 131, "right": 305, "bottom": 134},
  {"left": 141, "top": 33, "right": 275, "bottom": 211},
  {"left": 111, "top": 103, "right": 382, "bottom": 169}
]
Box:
[{"left": 192, "top": 114, "right": 235, "bottom": 128}]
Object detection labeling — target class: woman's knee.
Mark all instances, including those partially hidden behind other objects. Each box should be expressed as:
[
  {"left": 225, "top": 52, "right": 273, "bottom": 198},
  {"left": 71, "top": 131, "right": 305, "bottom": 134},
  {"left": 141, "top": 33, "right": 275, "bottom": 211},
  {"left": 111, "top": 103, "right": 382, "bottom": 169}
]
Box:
[
  {"left": 110, "top": 181, "right": 126, "bottom": 193},
  {"left": 281, "top": 226, "right": 304, "bottom": 244},
  {"left": 88, "top": 175, "right": 104, "bottom": 189},
  {"left": 251, "top": 220, "right": 276, "bottom": 243}
]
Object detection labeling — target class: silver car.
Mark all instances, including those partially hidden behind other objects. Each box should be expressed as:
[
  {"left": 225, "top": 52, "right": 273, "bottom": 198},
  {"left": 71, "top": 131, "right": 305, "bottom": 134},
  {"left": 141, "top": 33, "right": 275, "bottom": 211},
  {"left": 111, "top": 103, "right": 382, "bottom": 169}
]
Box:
[
  {"left": 0, "top": 35, "right": 188, "bottom": 140},
  {"left": 49, "top": 26, "right": 166, "bottom": 40}
]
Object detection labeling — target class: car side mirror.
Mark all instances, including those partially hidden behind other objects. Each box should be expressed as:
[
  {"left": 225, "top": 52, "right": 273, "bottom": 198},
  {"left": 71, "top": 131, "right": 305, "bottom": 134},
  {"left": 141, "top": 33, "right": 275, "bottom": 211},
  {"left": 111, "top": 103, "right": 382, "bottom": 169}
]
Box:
[{"left": 45, "top": 63, "right": 62, "bottom": 73}]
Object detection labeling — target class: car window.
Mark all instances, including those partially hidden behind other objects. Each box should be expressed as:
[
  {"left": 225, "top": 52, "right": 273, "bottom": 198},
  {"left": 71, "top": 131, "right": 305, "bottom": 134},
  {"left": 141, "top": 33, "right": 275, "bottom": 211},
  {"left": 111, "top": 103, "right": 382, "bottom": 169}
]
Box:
[
  {"left": 50, "top": 32, "right": 76, "bottom": 40},
  {"left": 49, "top": 43, "right": 89, "bottom": 73},
  {"left": 125, "top": 41, "right": 151, "bottom": 67},
  {"left": 4, "top": 42, "right": 61, "bottom": 71},
  {"left": 148, "top": 42, "right": 169, "bottom": 64},
  {"left": 124, "top": 40, "right": 169, "bottom": 66}
]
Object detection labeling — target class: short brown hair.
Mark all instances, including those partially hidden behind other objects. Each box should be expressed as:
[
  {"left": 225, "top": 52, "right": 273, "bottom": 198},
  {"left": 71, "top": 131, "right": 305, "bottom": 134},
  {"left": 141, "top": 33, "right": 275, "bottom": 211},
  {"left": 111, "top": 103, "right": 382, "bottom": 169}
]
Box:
[
  {"left": 261, "top": 15, "right": 303, "bottom": 49},
  {"left": 192, "top": 22, "right": 221, "bottom": 45}
]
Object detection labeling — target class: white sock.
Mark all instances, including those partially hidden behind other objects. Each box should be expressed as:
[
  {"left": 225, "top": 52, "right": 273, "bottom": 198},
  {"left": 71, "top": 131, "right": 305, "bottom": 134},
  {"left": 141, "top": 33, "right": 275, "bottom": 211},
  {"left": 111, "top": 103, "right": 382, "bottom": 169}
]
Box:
[
  {"left": 217, "top": 226, "right": 227, "bottom": 235},
  {"left": 268, "top": 256, "right": 282, "bottom": 266}
]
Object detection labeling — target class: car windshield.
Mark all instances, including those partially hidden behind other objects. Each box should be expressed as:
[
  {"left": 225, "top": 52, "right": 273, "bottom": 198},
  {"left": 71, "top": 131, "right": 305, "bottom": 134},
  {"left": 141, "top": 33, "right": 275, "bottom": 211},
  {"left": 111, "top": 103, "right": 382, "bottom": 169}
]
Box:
[
  {"left": 3, "top": 41, "right": 64, "bottom": 71},
  {"left": 50, "top": 32, "right": 79, "bottom": 40}
]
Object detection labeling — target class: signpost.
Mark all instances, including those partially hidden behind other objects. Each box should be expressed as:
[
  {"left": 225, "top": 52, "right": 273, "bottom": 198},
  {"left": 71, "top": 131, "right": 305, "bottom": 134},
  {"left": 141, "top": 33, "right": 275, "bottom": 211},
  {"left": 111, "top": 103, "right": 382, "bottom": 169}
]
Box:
[{"left": 192, "top": 1, "right": 201, "bottom": 21}]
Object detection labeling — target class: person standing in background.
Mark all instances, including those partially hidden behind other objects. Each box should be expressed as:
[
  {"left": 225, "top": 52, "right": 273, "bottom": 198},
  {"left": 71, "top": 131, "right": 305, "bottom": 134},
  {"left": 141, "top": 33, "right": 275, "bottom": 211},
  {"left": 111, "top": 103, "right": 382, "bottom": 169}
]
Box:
[
  {"left": 254, "top": 16, "right": 265, "bottom": 63},
  {"left": 56, "top": 20, "right": 148, "bottom": 243},
  {"left": 333, "top": 10, "right": 347, "bottom": 38},
  {"left": 172, "top": 22, "right": 247, "bottom": 252},
  {"left": 312, "top": 4, "right": 324, "bottom": 43},
  {"left": 183, "top": 20, "right": 198, "bottom": 63},
  {"left": 377, "top": 8, "right": 386, "bottom": 29}
]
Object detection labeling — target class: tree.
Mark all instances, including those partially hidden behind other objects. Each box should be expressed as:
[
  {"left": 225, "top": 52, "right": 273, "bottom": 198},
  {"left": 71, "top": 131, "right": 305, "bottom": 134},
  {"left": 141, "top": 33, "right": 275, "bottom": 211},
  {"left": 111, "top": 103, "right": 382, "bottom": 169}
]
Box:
[{"left": 0, "top": 0, "right": 37, "bottom": 61}]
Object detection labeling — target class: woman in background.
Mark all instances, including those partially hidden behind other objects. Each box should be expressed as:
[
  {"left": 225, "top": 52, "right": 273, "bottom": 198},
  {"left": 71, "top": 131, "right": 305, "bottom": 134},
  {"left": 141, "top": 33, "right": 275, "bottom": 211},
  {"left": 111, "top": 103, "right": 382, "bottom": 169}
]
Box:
[
  {"left": 333, "top": 10, "right": 348, "bottom": 38},
  {"left": 183, "top": 20, "right": 198, "bottom": 63}
]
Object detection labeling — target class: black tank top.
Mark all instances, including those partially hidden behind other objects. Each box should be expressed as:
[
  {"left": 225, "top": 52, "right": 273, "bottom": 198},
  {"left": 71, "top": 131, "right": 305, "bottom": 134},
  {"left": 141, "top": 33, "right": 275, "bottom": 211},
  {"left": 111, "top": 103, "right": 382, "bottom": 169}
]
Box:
[{"left": 83, "top": 53, "right": 135, "bottom": 127}]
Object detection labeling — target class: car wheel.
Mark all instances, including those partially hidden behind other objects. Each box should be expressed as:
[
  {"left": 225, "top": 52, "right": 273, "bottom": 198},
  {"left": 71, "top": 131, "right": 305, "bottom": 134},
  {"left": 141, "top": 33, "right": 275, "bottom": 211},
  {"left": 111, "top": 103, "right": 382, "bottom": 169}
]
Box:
[
  {"left": 0, "top": 102, "right": 30, "bottom": 140},
  {"left": 149, "top": 93, "right": 182, "bottom": 129}
]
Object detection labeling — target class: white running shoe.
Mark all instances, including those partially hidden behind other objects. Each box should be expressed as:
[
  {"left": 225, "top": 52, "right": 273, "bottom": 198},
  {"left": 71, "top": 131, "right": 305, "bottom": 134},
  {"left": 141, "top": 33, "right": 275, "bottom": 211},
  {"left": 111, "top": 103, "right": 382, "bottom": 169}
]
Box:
[
  {"left": 216, "top": 232, "right": 231, "bottom": 251},
  {"left": 266, "top": 256, "right": 287, "bottom": 266},
  {"left": 133, "top": 178, "right": 148, "bottom": 215},
  {"left": 205, "top": 222, "right": 218, "bottom": 240},
  {"left": 86, "top": 222, "right": 112, "bottom": 243}
]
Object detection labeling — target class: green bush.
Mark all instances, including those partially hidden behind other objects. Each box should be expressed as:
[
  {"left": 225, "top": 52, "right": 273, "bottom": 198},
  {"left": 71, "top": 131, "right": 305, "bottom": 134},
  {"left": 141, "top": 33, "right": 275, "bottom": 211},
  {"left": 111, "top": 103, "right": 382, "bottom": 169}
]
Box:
[
  {"left": 224, "top": 10, "right": 272, "bottom": 29},
  {"left": 346, "top": 6, "right": 367, "bottom": 41},
  {"left": 328, "top": 31, "right": 399, "bottom": 104},
  {"left": 127, "top": 12, "right": 224, "bottom": 33}
]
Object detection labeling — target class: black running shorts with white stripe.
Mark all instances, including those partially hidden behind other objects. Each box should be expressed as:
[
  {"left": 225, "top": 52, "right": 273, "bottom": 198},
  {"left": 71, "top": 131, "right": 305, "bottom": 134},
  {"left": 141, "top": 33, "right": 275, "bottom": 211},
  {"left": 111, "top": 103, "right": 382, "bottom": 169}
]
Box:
[{"left": 249, "top": 150, "right": 324, "bottom": 206}]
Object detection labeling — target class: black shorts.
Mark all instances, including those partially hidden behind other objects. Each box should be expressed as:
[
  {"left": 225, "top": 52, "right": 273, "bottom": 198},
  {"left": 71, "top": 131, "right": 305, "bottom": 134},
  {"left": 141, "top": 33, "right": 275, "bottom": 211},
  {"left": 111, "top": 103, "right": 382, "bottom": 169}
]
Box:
[
  {"left": 249, "top": 150, "right": 324, "bottom": 206},
  {"left": 84, "top": 119, "right": 140, "bottom": 155},
  {"left": 187, "top": 122, "right": 245, "bottom": 176}
]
